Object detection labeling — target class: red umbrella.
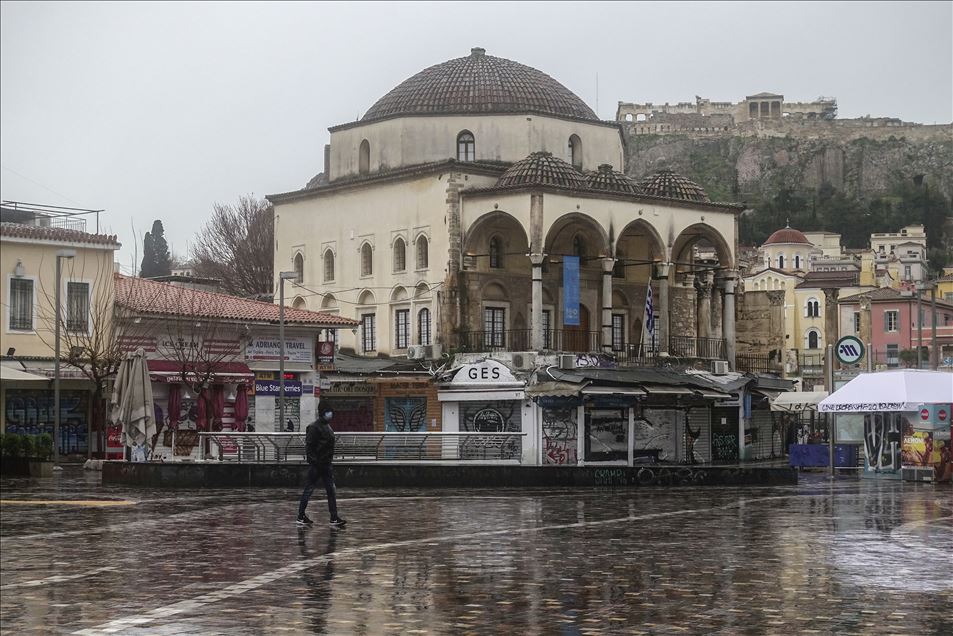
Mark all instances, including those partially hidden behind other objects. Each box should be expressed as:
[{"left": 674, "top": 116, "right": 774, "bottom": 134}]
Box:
[{"left": 234, "top": 384, "right": 249, "bottom": 432}]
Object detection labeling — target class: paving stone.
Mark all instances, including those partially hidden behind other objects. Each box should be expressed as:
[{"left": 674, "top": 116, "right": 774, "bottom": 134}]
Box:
[{"left": 0, "top": 469, "right": 951, "bottom": 634}]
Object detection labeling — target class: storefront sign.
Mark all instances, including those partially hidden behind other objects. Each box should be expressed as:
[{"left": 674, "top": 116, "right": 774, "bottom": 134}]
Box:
[
  {"left": 245, "top": 336, "right": 313, "bottom": 364},
  {"left": 451, "top": 359, "right": 519, "bottom": 386},
  {"left": 316, "top": 341, "right": 335, "bottom": 370},
  {"left": 325, "top": 381, "right": 376, "bottom": 396},
  {"left": 563, "top": 255, "right": 580, "bottom": 326},
  {"left": 254, "top": 380, "right": 303, "bottom": 397}
]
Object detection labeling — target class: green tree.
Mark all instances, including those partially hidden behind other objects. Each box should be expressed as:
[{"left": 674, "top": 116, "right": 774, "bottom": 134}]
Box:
[
  {"left": 139, "top": 231, "right": 156, "bottom": 277},
  {"left": 150, "top": 220, "right": 172, "bottom": 276}
]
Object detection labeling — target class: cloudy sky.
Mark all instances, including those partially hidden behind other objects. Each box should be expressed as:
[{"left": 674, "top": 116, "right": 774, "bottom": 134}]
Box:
[{"left": 2, "top": 1, "right": 951, "bottom": 272}]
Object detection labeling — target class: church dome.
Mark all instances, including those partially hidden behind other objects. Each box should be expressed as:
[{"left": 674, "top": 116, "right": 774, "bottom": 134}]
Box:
[
  {"left": 361, "top": 48, "right": 599, "bottom": 123},
  {"left": 585, "top": 164, "right": 640, "bottom": 194},
  {"left": 764, "top": 225, "right": 810, "bottom": 245},
  {"left": 496, "top": 152, "right": 587, "bottom": 189},
  {"left": 636, "top": 169, "right": 710, "bottom": 202}
]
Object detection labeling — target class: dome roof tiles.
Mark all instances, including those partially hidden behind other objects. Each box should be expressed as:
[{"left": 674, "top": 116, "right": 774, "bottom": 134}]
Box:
[
  {"left": 496, "top": 152, "right": 587, "bottom": 189},
  {"left": 764, "top": 226, "right": 810, "bottom": 245},
  {"left": 585, "top": 164, "right": 640, "bottom": 194},
  {"left": 362, "top": 48, "right": 598, "bottom": 123},
  {"left": 635, "top": 169, "right": 710, "bottom": 202}
]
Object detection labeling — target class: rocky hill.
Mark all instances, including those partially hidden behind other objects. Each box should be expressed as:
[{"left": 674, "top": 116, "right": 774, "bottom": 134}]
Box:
[{"left": 621, "top": 121, "right": 953, "bottom": 259}]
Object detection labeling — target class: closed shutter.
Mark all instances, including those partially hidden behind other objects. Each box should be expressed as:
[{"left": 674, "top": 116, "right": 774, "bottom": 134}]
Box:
[{"left": 687, "top": 407, "right": 711, "bottom": 463}]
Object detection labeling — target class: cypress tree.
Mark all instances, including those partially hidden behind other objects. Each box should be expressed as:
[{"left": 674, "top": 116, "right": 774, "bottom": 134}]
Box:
[
  {"left": 140, "top": 231, "right": 156, "bottom": 277},
  {"left": 151, "top": 220, "right": 172, "bottom": 276}
]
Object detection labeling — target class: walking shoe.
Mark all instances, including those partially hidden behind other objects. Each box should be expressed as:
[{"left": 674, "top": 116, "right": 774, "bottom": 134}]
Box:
[
  {"left": 296, "top": 514, "right": 314, "bottom": 526},
  {"left": 330, "top": 517, "right": 347, "bottom": 527}
]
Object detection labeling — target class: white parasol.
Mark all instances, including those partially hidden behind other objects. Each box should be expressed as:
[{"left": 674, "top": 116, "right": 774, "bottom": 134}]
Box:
[
  {"left": 818, "top": 369, "right": 953, "bottom": 413},
  {"left": 110, "top": 347, "right": 155, "bottom": 458}
]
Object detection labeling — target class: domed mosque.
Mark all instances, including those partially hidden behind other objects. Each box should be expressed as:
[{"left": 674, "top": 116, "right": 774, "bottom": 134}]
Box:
[{"left": 268, "top": 48, "right": 743, "bottom": 365}]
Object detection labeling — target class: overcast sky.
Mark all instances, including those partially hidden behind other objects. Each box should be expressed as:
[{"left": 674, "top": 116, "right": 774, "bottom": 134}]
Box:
[{"left": 2, "top": 1, "right": 951, "bottom": 272}]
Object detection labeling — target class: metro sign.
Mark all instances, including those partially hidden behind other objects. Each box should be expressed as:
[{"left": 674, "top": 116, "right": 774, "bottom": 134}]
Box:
[{"left": 835, "top": 335, "right": 865, "bottom": 365}]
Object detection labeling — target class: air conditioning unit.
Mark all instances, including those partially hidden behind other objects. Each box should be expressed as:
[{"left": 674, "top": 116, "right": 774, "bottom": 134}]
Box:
[
  {"left": 711, "top": 360, "right": 729, "bottom": 375},
  {"left": 429, "top": 344, "right": 443, "bottom": 359},
  {"left": 558, "top": 354, "right": 576, "bottom": 370},
  {"left": 512, "top": 352, "right": 537, "bottom": 370},
  {"left": 407, "top": 345, "right": 425, "bottom": 360}
]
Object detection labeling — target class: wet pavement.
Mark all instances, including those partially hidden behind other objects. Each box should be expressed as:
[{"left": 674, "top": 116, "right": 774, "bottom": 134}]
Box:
[{"left": 1, "top": 467, "right": 951, "bottom": 635}]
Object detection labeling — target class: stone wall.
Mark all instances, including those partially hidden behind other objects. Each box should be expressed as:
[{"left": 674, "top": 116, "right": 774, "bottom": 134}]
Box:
[
  {"left": 735, "top": 289, "right": 785, "bottom": 357},
  {"left": 670, "top": 285, "right": 697, "bottom": 338}
]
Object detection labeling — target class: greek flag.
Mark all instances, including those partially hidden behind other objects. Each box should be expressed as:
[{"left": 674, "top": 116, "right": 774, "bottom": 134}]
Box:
[{"left": 643, "top": 285, "right": 654, "bottom": 335}]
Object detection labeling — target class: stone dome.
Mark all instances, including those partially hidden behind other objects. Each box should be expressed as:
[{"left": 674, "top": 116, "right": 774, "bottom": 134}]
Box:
[
  {"left": 584, "top": 164, "right": 640, "bottom": 194},
  {"left": 361, "top": 48, "right": 598, "bottom": 123},
  {"left": 496, "top": 152, "right": 587, "bottom": 189},
  {"left": 764, "top": 225, "right": 810, "bottom": 245},
  {"left": 636, "top": 169, "right": 710, "bottom": 202}
]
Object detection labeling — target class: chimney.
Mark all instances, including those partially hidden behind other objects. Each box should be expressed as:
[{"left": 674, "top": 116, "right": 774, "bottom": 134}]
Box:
[
  {"left": 470, "top": 47, "right": 485, "bottom": 57},
  {"left": 324, "top": 144, "right": 331, "bottom": 181}
]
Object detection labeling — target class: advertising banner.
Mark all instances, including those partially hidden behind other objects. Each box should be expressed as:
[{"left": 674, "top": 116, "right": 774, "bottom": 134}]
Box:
[
  {"left": 245, "top": 336, "right": 312, "bottom": 364},
  {"left": 563, "top": 255, "right": 580, "bottom": 326},
  {"left": 253, "top": 379, "right": 303, "bottom": 397}
]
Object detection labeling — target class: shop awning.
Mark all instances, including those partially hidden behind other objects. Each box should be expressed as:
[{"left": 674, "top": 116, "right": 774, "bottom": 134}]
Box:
[
  {"left": 642, "top": 384, "right": 695, "bottom": 396},
  {"left": 0, "top": 366, "right": 49, "bottom": 382},
  {"left": 693, "top": 389, "right": 732, "bottom": 400},
  {"left": 147, "top": 360, "right": 255, "bottom": 383},
  {"left": 818, "top": 370, "right": 953, "bottom": 412},
  {"left": 525, "top": 381, "right": 585, "bottom": 398},
  {"left": 438, "top": 389, "right": 525, "bottom": 402},
  {"left": 771, "top": 391, "right": 828, "bottom": 413},
  {"left": 581, "top": 386, "right": 646, "bottom": 397}
]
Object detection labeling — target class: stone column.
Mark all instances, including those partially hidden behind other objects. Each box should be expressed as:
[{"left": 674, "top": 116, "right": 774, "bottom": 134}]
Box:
[
  {"left": 695, "top": 270, "right": 714, "bottom": 340},
  {"left": 601, "top": 258, "right": 615, "bottom": 352},
  {"left": 823, "top": 288, "right": 839, "bottom": 353},
  {"left": 721, "top": 271, "right": 738, "bottom": 370},
  {"left": 655, "top": 262, "right": 671, "bottom": 354},
  {"left": 530, "top": 253, "right": 546, "bottom": 351}
]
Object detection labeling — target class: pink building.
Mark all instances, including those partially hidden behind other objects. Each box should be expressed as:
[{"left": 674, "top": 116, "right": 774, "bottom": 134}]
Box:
[{"left": 840, "top": 288, "right": 953, "bottom": 368}]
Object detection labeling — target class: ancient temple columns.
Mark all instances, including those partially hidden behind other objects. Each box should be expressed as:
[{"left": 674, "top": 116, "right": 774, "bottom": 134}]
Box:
[
  {"left": 530, "top": 253, "right": 546, "bottom": 351},
  {"left": 601, "top": 258, "right": 615, "bottom": 352},
  {"left": 655, "top": 262, "right": 671, "bottom": 354}
]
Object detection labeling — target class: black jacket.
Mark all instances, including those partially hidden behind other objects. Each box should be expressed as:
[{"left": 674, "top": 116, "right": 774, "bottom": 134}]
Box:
[{"left": 305, "top": 419, "right": 335, "bottom": 466}]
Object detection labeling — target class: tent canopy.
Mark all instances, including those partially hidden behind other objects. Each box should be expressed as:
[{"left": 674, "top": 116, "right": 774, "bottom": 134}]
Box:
[
  {"left": 0, "top": 366, "right": 48, "bottom": 382},
  {"left": 818, "top": 370, "right": 953, "bottom": 413},
  {"left": 771, "top": 391, "right": 828, "bottom": 413}
]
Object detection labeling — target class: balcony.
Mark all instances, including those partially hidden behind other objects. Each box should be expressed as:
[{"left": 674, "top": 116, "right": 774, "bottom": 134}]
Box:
[{"left": 456, "top": 330, "right": 726, "bottom": 365}]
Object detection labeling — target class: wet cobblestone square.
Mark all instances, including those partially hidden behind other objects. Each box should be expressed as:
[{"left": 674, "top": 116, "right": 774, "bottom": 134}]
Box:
[{"left": 1, "top": 468, "right": 951, "bottom": 635}]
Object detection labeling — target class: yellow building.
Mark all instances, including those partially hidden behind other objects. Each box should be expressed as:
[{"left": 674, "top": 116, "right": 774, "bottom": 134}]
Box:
[
  {"left": 936, "top": 266, "right": 953, "bottom": 303},
  {"left": 1, "top": 218, "right": 120, "bottom": 457}
]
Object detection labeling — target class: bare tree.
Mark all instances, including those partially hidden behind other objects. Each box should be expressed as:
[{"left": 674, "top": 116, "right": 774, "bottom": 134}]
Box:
[
  {"left": 150, "top": 288, "right": 242, "bottom": 456},
  {"left": 190, "top": 194, "right": 273, "bottom": 297},
  {"left": 36, "top": 261, "right": 153, "bottom": 457}
]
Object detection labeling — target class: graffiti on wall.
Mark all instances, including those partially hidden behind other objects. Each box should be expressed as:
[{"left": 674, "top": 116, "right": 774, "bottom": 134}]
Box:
[
  {"left": 636, "top": 409, "right": 679, "bottom": 462},
  {"left": 385, "top": 397, "right": 427, "bottom": 432},
  {"left": 865, "top": 412, "right": 901, "bottom": 473},
  {"left": 542, "top": 407, "right": 577, "bottom": 465},
  {"left": 460, "top": 400, "right": 521, "bottom": 432},
  {"left": 4, "top": 389, "right": 89, "bottom": 455}
]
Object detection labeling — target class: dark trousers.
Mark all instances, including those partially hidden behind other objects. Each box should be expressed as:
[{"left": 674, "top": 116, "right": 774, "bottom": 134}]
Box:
[{"left": 298, "top": 464, "right": 338, "bottom": 519}]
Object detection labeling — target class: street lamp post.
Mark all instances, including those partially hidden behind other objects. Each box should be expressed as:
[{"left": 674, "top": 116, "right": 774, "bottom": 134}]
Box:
[
  {"left": 278, "top": 271, "right": 298, "bottom": 433},
  {"left": 54, "top": 248, "right": 76, "bottom": 469}
]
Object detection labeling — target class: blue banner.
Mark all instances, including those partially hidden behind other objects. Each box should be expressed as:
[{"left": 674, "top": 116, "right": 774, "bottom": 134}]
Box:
[
  {"left": 254, "top": 380, "right": 302, "bottom": 397},
  {"left": 563, "top": 256, "right": 580, "bottom": 326}
]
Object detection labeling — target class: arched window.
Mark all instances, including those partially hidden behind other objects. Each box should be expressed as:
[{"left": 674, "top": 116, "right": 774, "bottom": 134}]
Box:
[
  {"left": 806, "top": 298, "right": 820, "bottom": 318},
  {"left": 418, "top": 307, "right": 431, "bottom": 345},
  {"left": 416, "top": 235, "right": 429, "bottom": 270},
  {"left": 807, "top": 330, "right": 820, "bottom": 350},
  {"left": 572, "top": 235, "right": 585, "bottom": 258},
  {"left": 794, "top": 254, "right": 801, "bottom": 270},
  {"left": 568, "top": 134, "right": 582, "bottom": 170},
  {"left": 489, "top": 236, "right": 503, "bottom": 269},
  {"left": 359, "top": 139, "right": 370, "bottom": 175},
  {"left": 393, "top": 237, "right": 406, "bottom": 272},
  {"left": 323, "top": 249, "right": 335, "bottom": 282},
  {"left": 293, "top": 253, "right": 304, "bottom": 283},
  {"left": 292, "top": 297, "right": 306, "bottom": 310},
  {"left": 361, "top": 243, "right": 373, "bottom": 277},
  {"left": 456, "top": 131, "right": 475, "bottom": 162},
  {"left": 777, "top": 254, "right": 785, "bottom": 269}
]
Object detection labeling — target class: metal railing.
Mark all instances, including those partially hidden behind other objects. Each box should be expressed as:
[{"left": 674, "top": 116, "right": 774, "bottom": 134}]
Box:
[
  {"left": 197, "top": 432, "right": 526, "bottom": 463},
  {"left": 669, "top": 336, "right": 726, "bottom": 359},
  {"left": 736, "top": 354, "right": 782, "bottom": 374},
  {"left": 458, "top": 329, "right": 602, "bottom": 353}
]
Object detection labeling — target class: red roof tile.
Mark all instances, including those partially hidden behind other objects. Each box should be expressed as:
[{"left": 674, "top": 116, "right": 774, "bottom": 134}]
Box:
[
  {"left": 0, "top": 222, "right": 121, "bottom": 247},
  {"left": 114, "top": 275, "right": 358, "bottom": 326}
]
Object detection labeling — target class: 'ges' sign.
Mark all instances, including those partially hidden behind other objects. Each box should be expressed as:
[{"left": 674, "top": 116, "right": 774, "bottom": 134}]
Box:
[{"left": 451, "top": 360, "right": 519, "bottom": 386}]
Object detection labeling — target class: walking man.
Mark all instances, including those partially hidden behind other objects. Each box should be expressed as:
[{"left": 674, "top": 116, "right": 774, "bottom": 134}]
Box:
[{"left": 297, "top": 402, "right": 347, "bottom": 527}]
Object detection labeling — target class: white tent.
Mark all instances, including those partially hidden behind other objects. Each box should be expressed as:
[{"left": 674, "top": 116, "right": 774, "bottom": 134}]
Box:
[
  {"left": 818, "top": 370, "right": 953, "bottom": 413},
  {"left": 771, "top": 391, "right": 828, "bottom": 413}
]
